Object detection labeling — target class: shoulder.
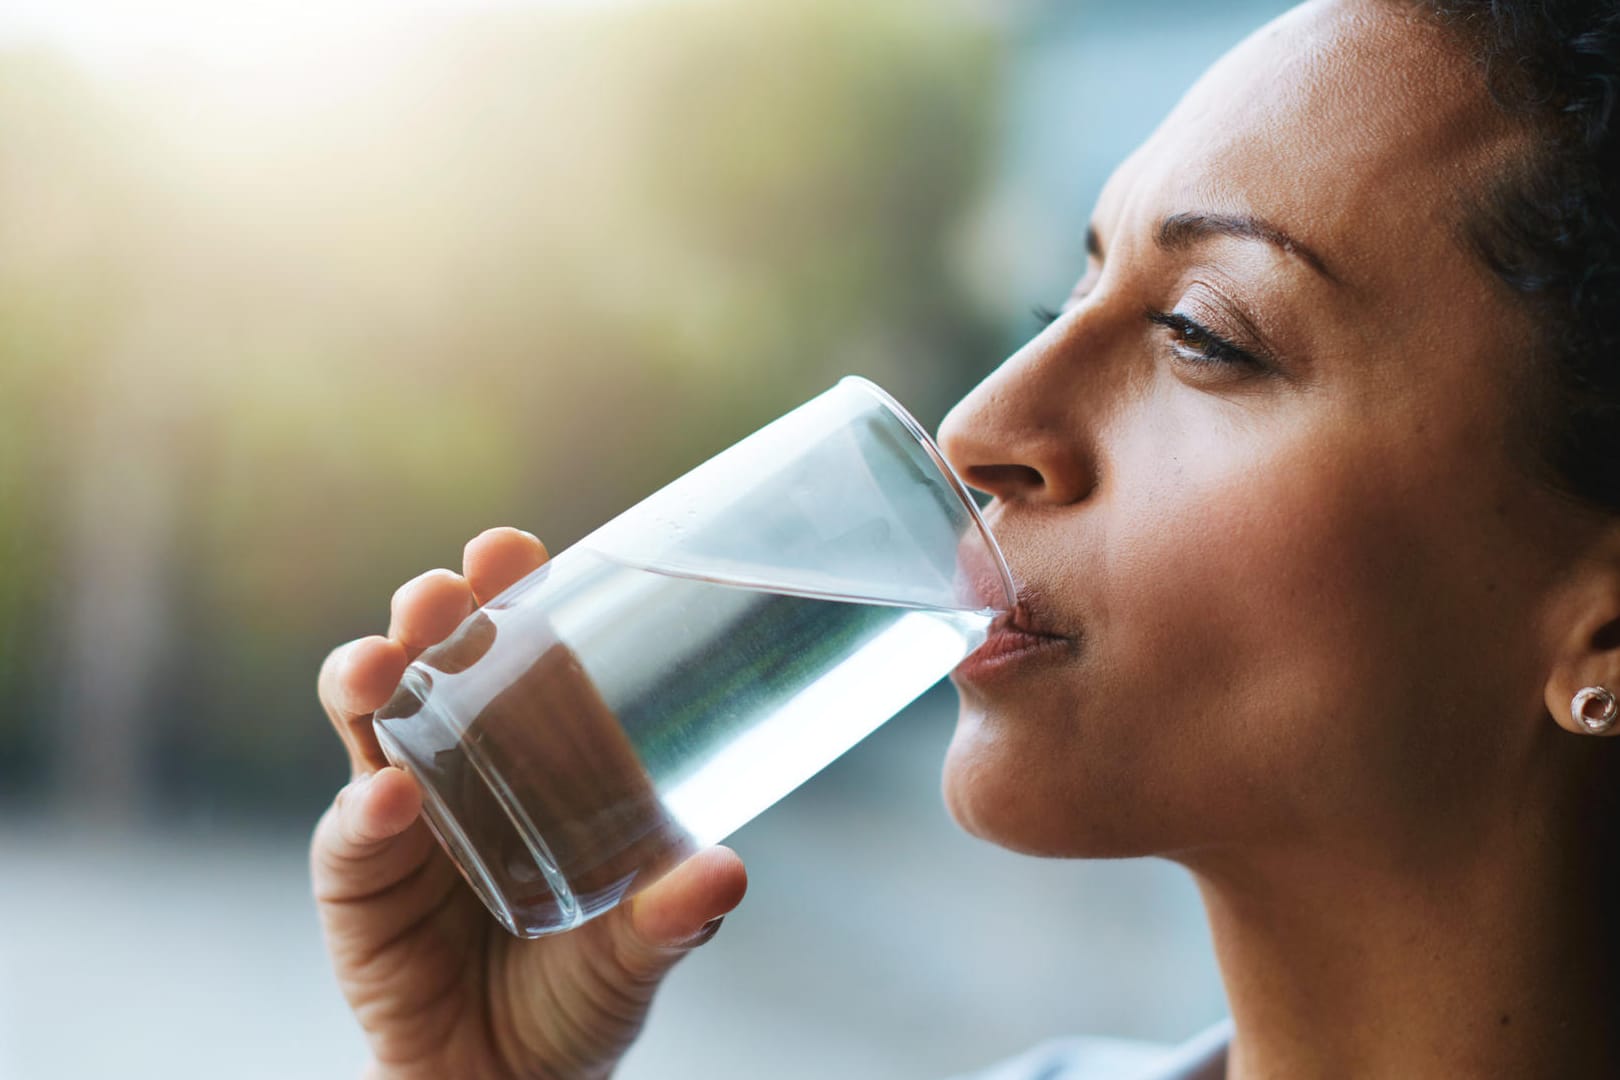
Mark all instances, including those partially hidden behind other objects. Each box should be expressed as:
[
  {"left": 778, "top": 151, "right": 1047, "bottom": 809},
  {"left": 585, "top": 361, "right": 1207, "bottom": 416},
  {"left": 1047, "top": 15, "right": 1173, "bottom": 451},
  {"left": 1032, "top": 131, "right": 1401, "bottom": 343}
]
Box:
[{"left": 947, "top": 1020, "right": 1232, "bottom": 1080}]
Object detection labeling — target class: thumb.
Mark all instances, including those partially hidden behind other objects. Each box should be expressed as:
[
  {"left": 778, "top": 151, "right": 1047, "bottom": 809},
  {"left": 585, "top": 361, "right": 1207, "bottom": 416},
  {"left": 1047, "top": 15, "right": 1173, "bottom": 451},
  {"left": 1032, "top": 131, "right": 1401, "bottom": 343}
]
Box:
[{"left": 613, "top": 846, "right": 748, "bottom": 978}]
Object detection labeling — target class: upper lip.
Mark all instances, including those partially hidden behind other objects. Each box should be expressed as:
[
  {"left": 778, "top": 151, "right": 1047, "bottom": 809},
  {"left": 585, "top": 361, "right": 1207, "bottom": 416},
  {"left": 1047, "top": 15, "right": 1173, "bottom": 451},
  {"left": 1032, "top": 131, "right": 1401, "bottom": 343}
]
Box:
[
  {"left": 993, "top": 595, "right": 1072, "bottom": 642},
  {"left": 970, "top": 512, "right": 1074, "bottom": 641}
]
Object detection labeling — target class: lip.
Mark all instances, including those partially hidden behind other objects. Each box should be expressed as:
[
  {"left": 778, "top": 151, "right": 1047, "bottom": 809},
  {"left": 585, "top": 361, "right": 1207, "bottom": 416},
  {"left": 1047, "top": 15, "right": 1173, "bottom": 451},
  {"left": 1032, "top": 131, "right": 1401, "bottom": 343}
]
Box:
[{"left": 952, "top": 605, "right": 1074, "bottom": 685}]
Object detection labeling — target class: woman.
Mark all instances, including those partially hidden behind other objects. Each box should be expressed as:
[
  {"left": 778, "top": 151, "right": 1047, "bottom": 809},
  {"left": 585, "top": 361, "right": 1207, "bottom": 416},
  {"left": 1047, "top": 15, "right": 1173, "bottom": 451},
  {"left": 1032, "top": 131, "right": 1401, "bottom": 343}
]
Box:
[{"left": 311, "top": 0, "right": 1620, "bottom": 1075}]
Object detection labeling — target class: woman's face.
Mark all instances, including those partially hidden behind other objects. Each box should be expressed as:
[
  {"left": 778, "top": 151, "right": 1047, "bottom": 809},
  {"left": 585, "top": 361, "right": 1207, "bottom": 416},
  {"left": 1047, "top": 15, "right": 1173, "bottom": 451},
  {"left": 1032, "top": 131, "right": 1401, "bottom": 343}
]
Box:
[{"left": 939, "top": 0, "right": 1590, "bottom": 862}]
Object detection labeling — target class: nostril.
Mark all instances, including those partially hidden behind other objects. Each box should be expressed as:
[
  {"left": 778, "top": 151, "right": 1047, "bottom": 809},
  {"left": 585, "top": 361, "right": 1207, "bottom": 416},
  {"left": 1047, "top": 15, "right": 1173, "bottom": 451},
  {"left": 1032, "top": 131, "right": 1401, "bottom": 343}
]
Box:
[{"left": 964, "top": 463, "right": 1047, "bottom": 500}]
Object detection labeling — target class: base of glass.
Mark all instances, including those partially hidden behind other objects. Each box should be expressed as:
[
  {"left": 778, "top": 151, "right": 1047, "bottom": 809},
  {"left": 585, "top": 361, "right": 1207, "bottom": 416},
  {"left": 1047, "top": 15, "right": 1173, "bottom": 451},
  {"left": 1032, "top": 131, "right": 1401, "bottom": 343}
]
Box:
[{"left": 374, "top": 693, "right": 582, "bottom": 938}]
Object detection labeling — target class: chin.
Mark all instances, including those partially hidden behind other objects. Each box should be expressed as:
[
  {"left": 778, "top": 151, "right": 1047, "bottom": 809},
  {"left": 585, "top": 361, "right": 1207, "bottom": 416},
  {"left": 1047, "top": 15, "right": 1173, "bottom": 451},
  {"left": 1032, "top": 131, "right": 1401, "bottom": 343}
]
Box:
[
  {"left": 941, "top": 701, "right": 1171, "bottom": 860},
  {"left": 941, "top": 710, "right": 1080, "bottom": 857}
]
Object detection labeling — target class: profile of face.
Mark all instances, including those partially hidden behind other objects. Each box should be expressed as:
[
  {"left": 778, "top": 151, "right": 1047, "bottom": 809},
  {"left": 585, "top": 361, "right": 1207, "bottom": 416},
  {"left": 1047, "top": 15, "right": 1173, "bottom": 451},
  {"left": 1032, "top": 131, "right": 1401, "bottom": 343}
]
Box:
[{"left": 937, "top": 0, "right": 1605, "bottom": 865}]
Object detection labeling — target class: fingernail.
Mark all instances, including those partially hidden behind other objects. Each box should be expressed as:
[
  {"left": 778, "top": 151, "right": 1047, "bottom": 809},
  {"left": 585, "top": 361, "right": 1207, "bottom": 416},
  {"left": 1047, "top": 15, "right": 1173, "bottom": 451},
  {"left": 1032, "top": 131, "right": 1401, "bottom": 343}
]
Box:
[
  {"left": 335, "top": 644, "right": 361, "bottom": 708},
  {"left": 338, "top": 638, "right": 389, "bottom": 713},
  {"left": 683, "top": 916, "right": 724, "bottom": 947}
]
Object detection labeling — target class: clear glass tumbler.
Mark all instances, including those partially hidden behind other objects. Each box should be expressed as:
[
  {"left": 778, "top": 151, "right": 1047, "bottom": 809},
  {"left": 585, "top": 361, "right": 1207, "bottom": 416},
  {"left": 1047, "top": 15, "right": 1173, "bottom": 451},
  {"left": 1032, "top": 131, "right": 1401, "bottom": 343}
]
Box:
[{"left": 373, "top": 377, "right": 1014, "bottom": 937}]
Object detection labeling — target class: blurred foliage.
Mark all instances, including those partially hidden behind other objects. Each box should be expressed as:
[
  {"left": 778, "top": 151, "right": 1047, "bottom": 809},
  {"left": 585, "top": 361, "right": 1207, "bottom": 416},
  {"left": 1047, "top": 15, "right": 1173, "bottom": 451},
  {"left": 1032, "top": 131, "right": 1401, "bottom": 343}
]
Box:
[{"left": 0, "top": 0, "right": 1005, "bottom": 819}]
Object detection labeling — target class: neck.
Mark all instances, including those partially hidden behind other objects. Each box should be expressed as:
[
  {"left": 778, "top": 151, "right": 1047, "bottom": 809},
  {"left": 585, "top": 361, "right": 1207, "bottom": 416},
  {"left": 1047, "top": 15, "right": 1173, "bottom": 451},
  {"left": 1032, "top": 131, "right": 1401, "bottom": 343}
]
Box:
[{"left": 1182, "top": 754, "right": 1620, "bottom": 1078}]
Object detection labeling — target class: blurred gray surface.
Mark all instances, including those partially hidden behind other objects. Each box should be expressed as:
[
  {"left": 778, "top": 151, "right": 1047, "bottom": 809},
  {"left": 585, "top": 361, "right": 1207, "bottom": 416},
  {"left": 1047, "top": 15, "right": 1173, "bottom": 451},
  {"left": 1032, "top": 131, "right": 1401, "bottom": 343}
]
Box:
[{"left": 0, "top": 692, "right": 1225, "bottom": 1080}]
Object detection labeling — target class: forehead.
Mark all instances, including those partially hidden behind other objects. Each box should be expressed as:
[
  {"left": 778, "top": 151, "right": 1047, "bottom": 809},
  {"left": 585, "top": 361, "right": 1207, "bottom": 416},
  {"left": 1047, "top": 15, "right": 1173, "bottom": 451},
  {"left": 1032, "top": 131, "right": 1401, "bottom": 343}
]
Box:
[{"left": 1104, "top": 0, "right": 1526, "bottom": 295}]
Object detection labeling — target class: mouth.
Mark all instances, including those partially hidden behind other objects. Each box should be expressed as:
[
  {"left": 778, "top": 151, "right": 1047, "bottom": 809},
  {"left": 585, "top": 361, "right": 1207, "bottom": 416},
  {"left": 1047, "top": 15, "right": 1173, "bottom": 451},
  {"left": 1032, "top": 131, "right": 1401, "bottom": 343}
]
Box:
[{"left": 952, "top": 601, "right": 1074, "bottom": 685}]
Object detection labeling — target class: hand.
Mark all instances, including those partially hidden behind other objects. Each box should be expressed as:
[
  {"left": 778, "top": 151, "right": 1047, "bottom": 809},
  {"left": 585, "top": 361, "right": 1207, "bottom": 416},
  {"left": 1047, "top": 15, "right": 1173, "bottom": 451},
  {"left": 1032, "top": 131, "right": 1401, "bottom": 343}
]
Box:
[{"left": 312, "top": 527, "right": 748, "bottom": 1080}]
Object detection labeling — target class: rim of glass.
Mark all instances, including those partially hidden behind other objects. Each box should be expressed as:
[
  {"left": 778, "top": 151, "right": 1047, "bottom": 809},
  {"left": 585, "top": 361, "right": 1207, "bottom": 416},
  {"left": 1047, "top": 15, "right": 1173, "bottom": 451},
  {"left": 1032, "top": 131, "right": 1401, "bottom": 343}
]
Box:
[{"left": 838, "top": 375, "right": 1016, "bottom": 614}]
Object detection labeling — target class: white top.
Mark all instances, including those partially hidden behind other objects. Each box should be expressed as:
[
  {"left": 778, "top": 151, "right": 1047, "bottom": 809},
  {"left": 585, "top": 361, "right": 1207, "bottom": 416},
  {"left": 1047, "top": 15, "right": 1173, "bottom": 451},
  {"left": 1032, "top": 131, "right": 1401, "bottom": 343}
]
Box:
[{"left": 952, "top": 1021, "right": 1232, "bottom": 1080}]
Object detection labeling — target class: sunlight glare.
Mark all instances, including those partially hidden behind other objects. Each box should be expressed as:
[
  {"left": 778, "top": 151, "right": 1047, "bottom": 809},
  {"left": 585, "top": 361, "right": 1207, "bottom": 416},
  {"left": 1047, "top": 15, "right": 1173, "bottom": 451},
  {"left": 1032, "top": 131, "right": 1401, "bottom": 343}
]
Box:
[{"left": 0, "top": 0, "right": 668, "bottom": 106}]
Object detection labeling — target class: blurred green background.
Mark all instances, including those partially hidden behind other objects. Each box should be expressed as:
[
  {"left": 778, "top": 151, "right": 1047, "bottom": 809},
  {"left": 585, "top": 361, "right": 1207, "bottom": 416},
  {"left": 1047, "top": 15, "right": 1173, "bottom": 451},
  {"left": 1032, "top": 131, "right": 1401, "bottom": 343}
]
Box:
[
  {"left": 0, "top": 0, "right": 1009, "bottom": 822},
  {"left": 0, "top": 1, "right": 1289, "bottom": 1076}
]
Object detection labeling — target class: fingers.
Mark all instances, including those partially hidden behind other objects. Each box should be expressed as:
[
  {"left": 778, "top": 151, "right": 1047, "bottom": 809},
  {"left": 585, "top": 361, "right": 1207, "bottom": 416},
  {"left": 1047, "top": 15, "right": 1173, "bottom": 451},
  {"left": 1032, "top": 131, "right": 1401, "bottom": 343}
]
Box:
[
  {"left": 463, "top": 527, "right": 548, "bottom": 606},
  {"left": 311, "top": 767, "right": 441, "bottom": 912},
  {"left": 317, "top": 768, "right": 423, "bottom": 868},
  {"left": 387, "top": 568, "right": 476, "bottom": 660},
  {"left": 320, "top": 568, "right": 472, "bottom": 775},
  {"left": 319, "top": 635, "right": 410, "bottom": 775},
  {"left": 616, "top": 846, "right": 748, "bottom": 975},
  {"left": 319, "top": 528, "right": 542, "bottom": 774}
]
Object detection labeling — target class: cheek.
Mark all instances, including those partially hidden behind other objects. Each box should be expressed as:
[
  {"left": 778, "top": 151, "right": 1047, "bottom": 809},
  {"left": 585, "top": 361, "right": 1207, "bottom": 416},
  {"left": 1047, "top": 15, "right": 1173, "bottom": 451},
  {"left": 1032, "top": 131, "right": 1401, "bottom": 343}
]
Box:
[
  {"left": 1115, "top": 447, "right": 1381, "bottom": 703},
  {"left": 1099, "top": 420, "right": 1475, "bottom": 833}
]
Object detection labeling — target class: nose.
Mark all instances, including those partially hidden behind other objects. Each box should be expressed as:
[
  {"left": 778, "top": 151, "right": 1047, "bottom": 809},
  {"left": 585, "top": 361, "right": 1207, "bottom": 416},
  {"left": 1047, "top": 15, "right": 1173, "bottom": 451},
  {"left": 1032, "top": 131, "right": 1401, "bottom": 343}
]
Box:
[{"left": 937, "top": 333, "right": 1099, "bottom": 508}]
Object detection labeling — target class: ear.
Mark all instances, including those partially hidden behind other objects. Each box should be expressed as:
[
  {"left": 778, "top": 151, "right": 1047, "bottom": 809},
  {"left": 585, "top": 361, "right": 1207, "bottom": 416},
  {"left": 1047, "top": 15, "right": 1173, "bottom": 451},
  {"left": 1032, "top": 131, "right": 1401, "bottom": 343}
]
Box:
[{"left": 1544, "top": 545, "right": 1620, "bottom": 736}]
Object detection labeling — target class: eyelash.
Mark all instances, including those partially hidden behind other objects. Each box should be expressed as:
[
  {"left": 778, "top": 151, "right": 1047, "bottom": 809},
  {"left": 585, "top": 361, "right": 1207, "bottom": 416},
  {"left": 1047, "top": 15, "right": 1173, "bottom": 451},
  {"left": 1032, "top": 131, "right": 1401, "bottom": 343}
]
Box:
[
  {"left": 1032, "top": 304, "right": 1264, "bottom": 372},
  {"left": 1144, "top": 310, "right": 1261, "bottom": 369}
]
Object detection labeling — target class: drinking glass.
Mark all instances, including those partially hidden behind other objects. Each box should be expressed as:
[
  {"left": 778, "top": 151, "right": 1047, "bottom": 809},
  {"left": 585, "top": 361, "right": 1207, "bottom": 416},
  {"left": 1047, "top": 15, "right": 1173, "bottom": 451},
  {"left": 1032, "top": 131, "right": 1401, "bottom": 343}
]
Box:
[{"left": 373, "top": 376, "right": 1014, "bottom": 937}]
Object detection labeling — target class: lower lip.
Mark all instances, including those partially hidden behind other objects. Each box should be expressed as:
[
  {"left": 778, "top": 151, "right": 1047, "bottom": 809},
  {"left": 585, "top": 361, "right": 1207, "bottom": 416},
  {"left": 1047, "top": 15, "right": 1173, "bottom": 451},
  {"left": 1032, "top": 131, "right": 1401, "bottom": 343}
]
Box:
[{"left": 952, "top": 626, "right": 1070, "bottom": 685}]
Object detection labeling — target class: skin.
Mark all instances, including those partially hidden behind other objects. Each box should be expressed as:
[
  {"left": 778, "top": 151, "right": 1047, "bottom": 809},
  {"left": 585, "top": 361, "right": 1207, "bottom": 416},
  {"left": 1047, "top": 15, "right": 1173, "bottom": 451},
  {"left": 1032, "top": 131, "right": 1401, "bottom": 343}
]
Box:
[{"left": 314, "top": 0, "right": 1620, "bottom": 1075}]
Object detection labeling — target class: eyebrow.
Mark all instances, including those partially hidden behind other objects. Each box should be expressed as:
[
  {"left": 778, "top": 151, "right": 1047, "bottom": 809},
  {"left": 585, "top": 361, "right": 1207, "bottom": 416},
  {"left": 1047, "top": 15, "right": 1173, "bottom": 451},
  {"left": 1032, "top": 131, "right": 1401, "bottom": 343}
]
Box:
[{"left": 1153, "top": 211, "right": 1340, "bottom": 284}]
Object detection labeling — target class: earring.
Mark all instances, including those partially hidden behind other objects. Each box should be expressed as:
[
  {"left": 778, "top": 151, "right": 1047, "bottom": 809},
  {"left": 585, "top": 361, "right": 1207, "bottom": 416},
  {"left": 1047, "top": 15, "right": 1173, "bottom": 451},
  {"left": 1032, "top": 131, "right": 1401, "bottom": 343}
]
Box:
[{"left": 1572, "top": 686, "right": 1618, "bottom": 734}]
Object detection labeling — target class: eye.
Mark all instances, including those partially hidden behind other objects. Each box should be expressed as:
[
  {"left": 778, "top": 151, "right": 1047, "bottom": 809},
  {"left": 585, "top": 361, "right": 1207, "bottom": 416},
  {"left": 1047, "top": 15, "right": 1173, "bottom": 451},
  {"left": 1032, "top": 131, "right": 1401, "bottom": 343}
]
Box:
[
  {"left": 1145, "top": 310, "right": 1264, "bottom": 371},
  {"left": 1032, "top": 248, "right": 1106, "bottom": 331},
  {"left": 1032, "top": 273, "right": 1102, "bottom": 331}
]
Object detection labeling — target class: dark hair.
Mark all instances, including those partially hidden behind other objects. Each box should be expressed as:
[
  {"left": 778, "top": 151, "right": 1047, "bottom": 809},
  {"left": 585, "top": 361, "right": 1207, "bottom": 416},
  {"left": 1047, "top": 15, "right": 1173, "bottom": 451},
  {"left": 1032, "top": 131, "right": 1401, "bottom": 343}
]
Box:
[{"left": 1416, "top": 1, "right": 1620, "bottom": 511}]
